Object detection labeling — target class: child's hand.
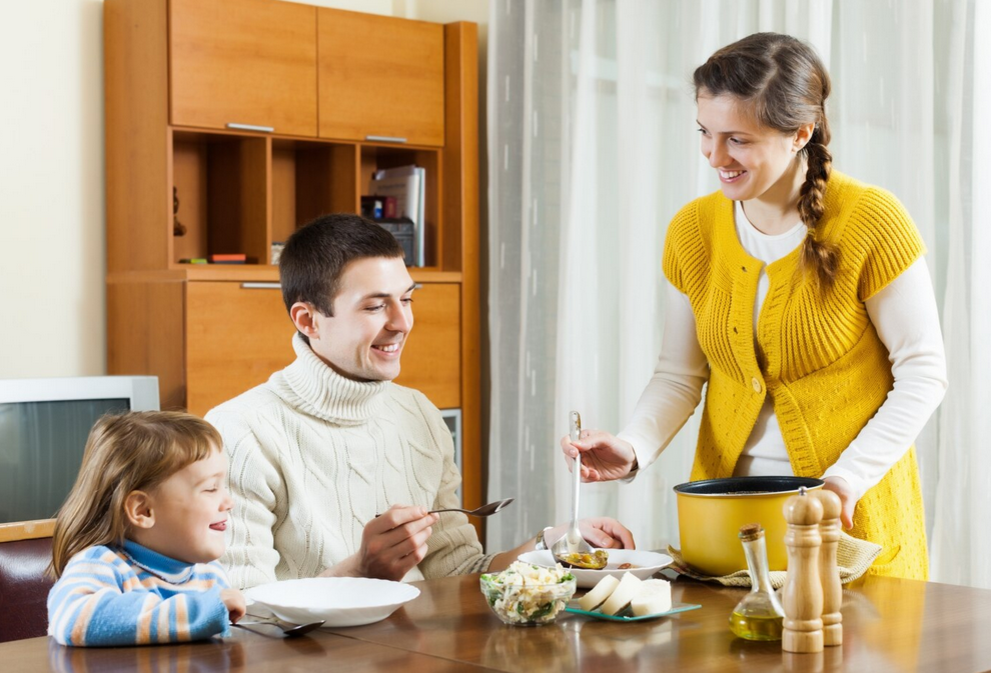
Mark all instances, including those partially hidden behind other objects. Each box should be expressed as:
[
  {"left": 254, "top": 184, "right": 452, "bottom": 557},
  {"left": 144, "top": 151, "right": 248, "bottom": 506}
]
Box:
[{"left": 221, "top": 588, "right": 246, "bottom": 623}]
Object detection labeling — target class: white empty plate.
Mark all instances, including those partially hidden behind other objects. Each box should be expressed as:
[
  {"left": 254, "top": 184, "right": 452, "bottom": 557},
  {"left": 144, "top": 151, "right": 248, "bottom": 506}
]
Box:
[
  {"left": 244, "top": 577, "right": 420, "bottom": 627},
  {"left": 517, "top": 549, "right": 672, "bottom": 588}
]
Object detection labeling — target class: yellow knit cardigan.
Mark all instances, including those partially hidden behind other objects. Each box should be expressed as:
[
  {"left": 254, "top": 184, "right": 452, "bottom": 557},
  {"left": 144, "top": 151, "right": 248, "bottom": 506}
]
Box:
[{"left": 663, "top": 171, "right": 928, "bottom": 580}]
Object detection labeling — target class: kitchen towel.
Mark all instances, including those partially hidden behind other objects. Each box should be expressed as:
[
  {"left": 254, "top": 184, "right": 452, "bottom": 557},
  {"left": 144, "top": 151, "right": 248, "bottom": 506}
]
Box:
[{"left": 666, "top": 532, "right": 883, "bottom": 588}]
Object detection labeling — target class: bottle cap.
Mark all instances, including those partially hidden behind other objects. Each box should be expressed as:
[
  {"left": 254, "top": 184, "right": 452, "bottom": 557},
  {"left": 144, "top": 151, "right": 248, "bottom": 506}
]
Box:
[{"left": 738, "top": 523, "right": 763, "bottom": 541}]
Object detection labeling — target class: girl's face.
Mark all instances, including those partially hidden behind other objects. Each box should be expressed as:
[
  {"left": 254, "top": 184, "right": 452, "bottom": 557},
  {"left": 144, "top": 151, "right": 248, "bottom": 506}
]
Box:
[
  {"left": 128, "top": 447, "right": 232, "bottom": 564},
  {"left": 696, "top": 93, "right": 808, "bottom": 204}
]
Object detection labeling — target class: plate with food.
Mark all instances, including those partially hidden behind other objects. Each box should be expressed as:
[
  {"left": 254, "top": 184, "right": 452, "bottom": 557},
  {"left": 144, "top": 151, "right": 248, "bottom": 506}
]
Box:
[
  {"left": 517, "top": 549, "right": 672, "bottom": 588},
  {"left": 565, "top": 573, "right": 700, "bottom": 622}
]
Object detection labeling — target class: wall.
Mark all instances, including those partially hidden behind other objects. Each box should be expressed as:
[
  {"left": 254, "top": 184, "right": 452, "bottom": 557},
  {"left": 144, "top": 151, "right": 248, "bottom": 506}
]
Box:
[{"left": 0, "top": 0, "right": 488, "bottom": 380}]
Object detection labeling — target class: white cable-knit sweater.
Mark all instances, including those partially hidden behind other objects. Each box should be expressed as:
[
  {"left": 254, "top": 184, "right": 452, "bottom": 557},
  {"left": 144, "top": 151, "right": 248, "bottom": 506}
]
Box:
[{"left": 206, "top": 334, "right": 492, "bottom": 589}]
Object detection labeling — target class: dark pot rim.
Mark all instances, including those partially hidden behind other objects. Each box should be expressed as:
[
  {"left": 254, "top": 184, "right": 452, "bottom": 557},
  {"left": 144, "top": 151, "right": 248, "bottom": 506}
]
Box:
[{"left": 673, "top": 476, "right": 824, "bottom": 497}]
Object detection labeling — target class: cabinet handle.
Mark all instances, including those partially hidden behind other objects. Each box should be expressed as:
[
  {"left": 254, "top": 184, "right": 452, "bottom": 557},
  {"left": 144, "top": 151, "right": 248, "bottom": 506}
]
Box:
[
  {"left": 227, "top": 123, "right": 275, "bottom": 133},
  {"left": 240, "top": 282, "right": 281, "bottom": 290},
  {"left": 366, "top": 135, "right": 407, "bottom": 144},
  {"left": 414, "top": 283, "right": 424, "bottom": 289}
]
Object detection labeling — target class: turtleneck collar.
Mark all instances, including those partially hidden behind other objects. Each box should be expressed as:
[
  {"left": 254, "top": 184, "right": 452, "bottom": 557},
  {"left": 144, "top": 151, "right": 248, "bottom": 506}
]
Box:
[
  {"left": 119, "top": 539, "right": 197, "bottom": 584},
  {"left": 273, "top": 333, "right": 389, "bottom": 426}
]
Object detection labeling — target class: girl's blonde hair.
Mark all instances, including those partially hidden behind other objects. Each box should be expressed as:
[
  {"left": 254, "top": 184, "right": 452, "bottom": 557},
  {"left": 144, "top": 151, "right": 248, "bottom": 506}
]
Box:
[{"left": 48, "top": 411, "right": 222, "bottom": 578}]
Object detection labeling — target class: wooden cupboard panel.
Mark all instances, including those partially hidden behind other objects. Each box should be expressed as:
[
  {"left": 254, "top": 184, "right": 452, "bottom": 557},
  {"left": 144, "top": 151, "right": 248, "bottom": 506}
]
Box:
[
  {"left": 105, "top": 0, "right": 170, "bottom": 273},
  {"left": 170, "top": 0, "right": 317, "bottom": 136},
  {"left": 318, "top": 9, "right": 444, "bottom": 145},
  {"left": 443, "top": 23, "right": 481, "bottom": 516},
  {"left": 107, "top": 280, "right": 185, "bottom": 411},
  {"left": 185, "top": 282, "right": 296, "bottom": 417},
  {"left": 395, "top": 283, "right": 460, "bottom": 409}
]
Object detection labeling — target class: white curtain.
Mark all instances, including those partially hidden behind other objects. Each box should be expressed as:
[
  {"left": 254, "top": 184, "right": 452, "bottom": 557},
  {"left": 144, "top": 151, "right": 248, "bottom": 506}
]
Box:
[{"left": 487, "top": 0, "right": 991, "bottom": 589}]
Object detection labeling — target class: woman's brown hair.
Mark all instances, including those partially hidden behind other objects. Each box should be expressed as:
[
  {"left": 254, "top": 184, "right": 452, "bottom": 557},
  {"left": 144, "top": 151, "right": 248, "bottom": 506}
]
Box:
[
  {"left": 694, "top": 32, "right": 838, "bottom": 290},
  {"left": 48, "top": 411, "right": 222, "bottom": 578}
]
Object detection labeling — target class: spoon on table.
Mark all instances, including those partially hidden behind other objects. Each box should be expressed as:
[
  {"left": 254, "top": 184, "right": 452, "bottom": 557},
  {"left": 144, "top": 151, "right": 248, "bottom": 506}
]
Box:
[
  {"left": 552, "top": 411, "right": 595, "bottom": 563},
  {"left": 429, "top": 498, "right": 515, "bottom": 517},
  {"left": 234, "top": 614, "right": 325, "bottom": 638}
]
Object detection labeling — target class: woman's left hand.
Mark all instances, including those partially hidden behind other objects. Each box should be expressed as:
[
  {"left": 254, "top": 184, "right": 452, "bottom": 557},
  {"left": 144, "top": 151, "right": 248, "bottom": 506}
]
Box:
[
  {"left": 547, "top": 517, "right": 636, "bottom": 550},
  {"left": 822, "top": 476, "right": 856, "bottom": 529}
]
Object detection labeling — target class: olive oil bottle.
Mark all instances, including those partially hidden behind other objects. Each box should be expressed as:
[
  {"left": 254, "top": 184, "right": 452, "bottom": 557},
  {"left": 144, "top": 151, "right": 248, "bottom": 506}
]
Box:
[{"left": 729, "top": 523, "right": 785, "bottom": 641}]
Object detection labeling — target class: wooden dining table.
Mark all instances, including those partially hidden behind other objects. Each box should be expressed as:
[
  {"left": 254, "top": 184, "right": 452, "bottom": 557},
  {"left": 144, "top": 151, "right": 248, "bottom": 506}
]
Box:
[{"left": 5, "top": 570, "right": 991, "bottom": 672}]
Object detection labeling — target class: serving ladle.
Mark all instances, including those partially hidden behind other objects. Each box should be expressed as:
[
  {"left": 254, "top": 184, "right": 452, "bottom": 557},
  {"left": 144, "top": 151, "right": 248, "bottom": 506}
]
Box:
[
  {"left": 552, "top": 411, "right": 595, "bottom": 563},
  {"left": 429, "top": 497, "right": 515, "bottom": 517}
]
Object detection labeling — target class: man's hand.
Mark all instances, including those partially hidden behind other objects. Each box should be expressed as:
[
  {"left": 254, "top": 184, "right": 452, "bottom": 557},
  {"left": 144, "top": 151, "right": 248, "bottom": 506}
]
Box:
[
  {"left": 560, "top": 429, "right": 637, "bottom": 482},
  {"left": 335, "top": 505, "right": 439, "bottom": 581},
  {"left": 822, "top": 476, "right": 856, "bottom": 529},
  {"left": 221, "top": 588, "right": 246, "bottom": 623},
  {"left": 546, "top": 517, "right": 636, "bottom": 550}
]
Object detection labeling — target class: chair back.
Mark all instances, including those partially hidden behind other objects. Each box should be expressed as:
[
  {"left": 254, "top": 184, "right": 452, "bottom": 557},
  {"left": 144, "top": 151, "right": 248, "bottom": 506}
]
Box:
[{"left": 0, "top": 520, "right": 55, "bottom": 643}]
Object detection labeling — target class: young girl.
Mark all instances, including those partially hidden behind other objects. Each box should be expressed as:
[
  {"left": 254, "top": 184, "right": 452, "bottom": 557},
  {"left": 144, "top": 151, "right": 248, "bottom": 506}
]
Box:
[
  {"left": 48, "top": 411, "right": 246, "bottom": 646},
  {"left": 562, "top": 33, "right": 946, "bottom": 580}
]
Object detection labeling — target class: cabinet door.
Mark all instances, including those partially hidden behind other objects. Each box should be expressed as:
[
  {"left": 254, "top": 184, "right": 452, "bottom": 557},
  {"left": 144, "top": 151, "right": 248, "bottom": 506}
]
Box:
[
  {"left": 395, "top": 283, "right": 461, "bottom": 409},
  {"left": 170, "top": 0, "right": 317, "bottom": 137},
  {"left": 185, "top": 282, "right": 296, "bottom": 417},
  {"left": 318, "top": 9, "right": 444, "bottom": 146}
]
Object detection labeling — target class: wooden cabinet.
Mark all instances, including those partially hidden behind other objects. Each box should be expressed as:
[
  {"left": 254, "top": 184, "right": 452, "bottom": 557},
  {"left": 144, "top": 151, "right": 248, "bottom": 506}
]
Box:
[
  {"left": 182, "top": 281, "right": 461, "bottom": 416},
  {"left": 395, "top": 283, "right": 461, "bottom": 408},
  {"left": 185, "top": 282, "right": 296, "bottom": 415},
  {"left": 169, "top": 0, "right": 318, "bottom": 136},
  {"left": 317, "top": 9, "right": 445, "bottom": 146},
  {"left": 105, "top": 0, "right": 481, "bottom": 513}
]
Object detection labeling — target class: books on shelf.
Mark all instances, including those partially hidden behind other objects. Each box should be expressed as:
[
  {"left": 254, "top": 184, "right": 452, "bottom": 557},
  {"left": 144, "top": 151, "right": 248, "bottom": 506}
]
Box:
[
  {"left": 361, "top": 195, "right": 398, "bottom": 220},
  {"left": 374, "top": 217, "right": 416, "bottom": 263},
  {"left": 370, "top": 165, "right": 426, "bottom": 267}
]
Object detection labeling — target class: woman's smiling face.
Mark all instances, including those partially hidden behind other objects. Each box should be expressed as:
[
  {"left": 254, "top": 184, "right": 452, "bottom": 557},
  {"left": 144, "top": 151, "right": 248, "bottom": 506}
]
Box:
[{"left": 696, "top": 92, "right": 806, "bottom": 203}]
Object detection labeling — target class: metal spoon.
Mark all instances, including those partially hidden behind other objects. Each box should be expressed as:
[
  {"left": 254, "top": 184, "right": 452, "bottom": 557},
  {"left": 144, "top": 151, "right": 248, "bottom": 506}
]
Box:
[
  {"left": 235, "top": 614, "right": 325, "bottom": 638},
  {"left": 429, "top": 497, "right": 514, "bottom": 517},
  {"left": 552, "top": 411, "right": 594, "bottom": 561}
]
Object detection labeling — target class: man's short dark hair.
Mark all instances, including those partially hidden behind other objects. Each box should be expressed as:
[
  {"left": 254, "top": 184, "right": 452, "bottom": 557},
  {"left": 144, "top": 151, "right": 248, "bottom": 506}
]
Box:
[{"left": 280, "top": 213, "right": 405, "bottom": 325}]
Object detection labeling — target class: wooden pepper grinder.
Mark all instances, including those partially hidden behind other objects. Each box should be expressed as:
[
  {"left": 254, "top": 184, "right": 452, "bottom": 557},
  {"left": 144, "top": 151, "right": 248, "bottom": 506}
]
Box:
[
  {"left": 813, "top": 489, "right": 843, "bottom": 646},
  {"left": 782, "top": 486, "right": 824, "bottom": 653}
]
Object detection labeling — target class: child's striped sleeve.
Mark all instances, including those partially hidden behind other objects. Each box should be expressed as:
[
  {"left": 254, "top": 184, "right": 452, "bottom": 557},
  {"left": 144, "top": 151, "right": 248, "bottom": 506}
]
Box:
[{"left": 47, "top": 549, "right": 230, "bottom": 646}]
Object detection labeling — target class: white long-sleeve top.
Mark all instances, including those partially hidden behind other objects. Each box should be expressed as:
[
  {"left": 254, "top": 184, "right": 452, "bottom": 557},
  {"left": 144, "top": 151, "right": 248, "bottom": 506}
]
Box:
[{"left": 618, "top": 202, "right": 947, "bottom": 502}]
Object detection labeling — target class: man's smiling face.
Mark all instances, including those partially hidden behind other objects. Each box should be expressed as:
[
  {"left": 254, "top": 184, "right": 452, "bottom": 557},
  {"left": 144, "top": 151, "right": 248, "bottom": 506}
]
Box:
[{"left": 304, "top": 256, "right": 415, "bottom": 382}]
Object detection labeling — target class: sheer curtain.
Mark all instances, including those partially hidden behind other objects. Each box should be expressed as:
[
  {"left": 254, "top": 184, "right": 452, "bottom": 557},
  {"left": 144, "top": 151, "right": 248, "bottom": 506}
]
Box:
[{"left": 487, "top": 0, "right": 990, "bottom": 588}]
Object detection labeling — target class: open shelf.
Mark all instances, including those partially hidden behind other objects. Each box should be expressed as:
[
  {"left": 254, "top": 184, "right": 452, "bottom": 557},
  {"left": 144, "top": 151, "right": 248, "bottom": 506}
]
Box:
[
  {"left": 360, "top": 144, "right": 441, "bottom": 269},
  {"left": 272, "top": 139, "right": 358, "bottom": 259},
  {"left": 171, "top": 132, "right": 446, "bottom": 270},
  {"left": 171, "top": 130, "right": 268, "bottom": 265}
]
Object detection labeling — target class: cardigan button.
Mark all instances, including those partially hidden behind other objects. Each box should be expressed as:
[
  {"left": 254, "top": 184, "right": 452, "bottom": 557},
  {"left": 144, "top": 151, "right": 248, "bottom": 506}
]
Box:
[{"left": 751, "top": 377, "right": 762, "bottom": 393}]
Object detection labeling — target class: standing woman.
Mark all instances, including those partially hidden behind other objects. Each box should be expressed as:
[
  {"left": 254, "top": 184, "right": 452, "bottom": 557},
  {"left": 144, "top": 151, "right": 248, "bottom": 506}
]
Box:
[{"left": 562, "top": 33, "right": 946, "bottom": 580}]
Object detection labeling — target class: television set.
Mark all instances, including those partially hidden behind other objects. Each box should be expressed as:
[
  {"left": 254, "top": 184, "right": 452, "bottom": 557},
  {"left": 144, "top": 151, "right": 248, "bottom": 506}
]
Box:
[{"left": 0, "top": 376, "right": 159, "bottom": 523}]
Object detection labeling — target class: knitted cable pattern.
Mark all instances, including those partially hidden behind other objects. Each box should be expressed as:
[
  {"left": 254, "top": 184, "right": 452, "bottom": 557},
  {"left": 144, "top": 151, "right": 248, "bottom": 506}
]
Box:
[
  {"left": 207, "top": 334, "right": 492, "bottom": 589},
  {"left": 663, "top": 171, "right": 929, "bottom": 580}
]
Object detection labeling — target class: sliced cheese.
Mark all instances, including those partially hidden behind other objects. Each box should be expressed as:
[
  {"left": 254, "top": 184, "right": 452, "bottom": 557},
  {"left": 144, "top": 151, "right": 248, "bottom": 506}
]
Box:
[
  {"left": 631, "top": 579, "right": 672, "bottom": 617},
  {"left": 600, "top": 572, "right": 642, "bottom": 616},
  {"left": 578, "top": 574, "right": 620, "bottom": 612}
]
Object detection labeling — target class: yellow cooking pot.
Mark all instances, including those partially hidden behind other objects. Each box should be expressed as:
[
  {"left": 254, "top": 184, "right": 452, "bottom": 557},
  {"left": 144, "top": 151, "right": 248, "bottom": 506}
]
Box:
[{"left": 673, "top": 476, "right": 824, "bottom": 577}]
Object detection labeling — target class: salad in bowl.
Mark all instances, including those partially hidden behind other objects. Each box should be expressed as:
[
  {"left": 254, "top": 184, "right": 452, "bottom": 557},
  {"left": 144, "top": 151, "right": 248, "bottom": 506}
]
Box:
[{"left": 480, "top": 561, "right": 577, "bottom": 626}]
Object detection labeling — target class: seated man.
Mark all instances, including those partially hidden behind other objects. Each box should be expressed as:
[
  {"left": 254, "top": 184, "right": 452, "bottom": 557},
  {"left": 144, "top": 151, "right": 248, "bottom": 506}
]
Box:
[{"left": 207, "top": 213, "right": 633, "bottom": 589}]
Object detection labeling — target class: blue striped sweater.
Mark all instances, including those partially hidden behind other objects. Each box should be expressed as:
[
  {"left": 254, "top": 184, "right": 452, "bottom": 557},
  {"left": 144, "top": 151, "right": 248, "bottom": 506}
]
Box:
[{"left": 47, "top": 539, "right": 232, "bottom": 646}]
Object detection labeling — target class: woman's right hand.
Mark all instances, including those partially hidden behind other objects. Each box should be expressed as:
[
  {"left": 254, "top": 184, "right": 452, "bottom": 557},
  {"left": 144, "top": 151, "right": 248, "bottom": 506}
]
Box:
[{"left": 559, "top": 429, "right": 637, "bottom": 482}]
